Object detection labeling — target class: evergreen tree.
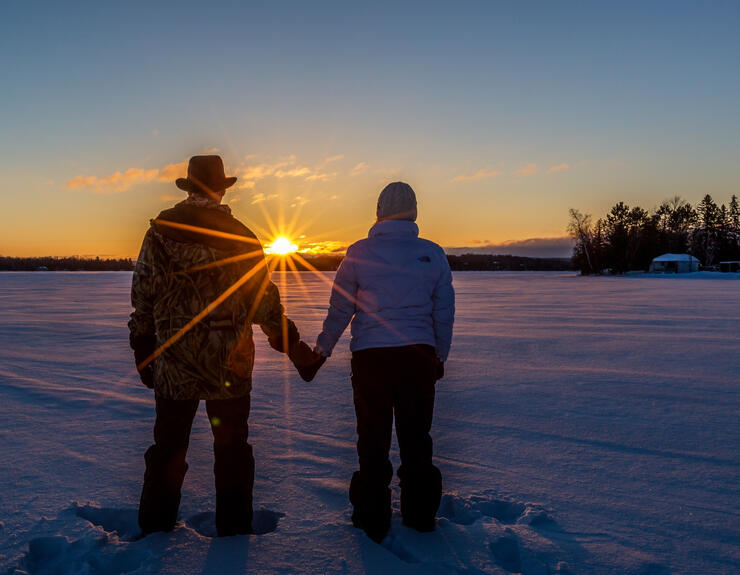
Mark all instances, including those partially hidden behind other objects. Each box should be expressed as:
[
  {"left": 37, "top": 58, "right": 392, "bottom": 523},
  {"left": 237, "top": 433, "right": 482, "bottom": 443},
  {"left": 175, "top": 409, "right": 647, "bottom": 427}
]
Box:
[
  {"left": 729, "top": 195, "right": 740, "bottom": 260},
  {"left": 691, "top": 194, "right": 720, "bottom": 265}
]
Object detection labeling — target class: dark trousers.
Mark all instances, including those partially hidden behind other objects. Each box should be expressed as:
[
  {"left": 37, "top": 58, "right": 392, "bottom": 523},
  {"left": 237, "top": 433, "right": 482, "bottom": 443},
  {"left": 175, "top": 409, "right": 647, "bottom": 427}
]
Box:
[
  {"left": 350, "top": 345, "right": 442, "bottom": 541},
  {"left": 138, "top": 394, "right": 254, "bottom": 537}
]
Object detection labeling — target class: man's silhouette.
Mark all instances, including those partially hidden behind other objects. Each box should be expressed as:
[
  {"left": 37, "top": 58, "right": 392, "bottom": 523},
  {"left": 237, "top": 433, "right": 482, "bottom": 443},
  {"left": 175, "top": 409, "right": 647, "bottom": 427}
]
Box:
[{"left": 129, "top": 155, "right": 321, "bottom": 536}]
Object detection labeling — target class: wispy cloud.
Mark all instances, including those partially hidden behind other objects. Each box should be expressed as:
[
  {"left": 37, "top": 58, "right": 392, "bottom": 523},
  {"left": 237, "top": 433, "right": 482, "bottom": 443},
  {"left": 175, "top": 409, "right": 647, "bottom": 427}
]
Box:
[
  {"left": 547, "top": 163, "right": 570, "bottom": 174},
  {"left": 66, "top": 161, "right": 187, "bottom": 194},
  {"left": 65, "top": 153, "right": 345, "bottom": 195},
  {"left": 158, "top": 161, "right": 188, "bottom": 181},
  {"left": 350, "top": 162, "right": 369, "bottom": 176},
  {"left": 299, "top": 240, "right": 348, "bottom": 254},
  {"left": 66, "top": 168, "right": 159, "bottom": 193},
  {"left": 240, "top": 155, "right": 337, "bottom": 188},
  {"left": 452, "top": 168, "right": 503, "bottom": 182},
  {"left": 318, "top": 154, "right": 344, "bottom": 167},
  {"left": 250, "top": 192, "right": 279, "bottom": 204},
  {"left": 515, "top": 163, "right": 539, "bottom": 176},
  {"left": 290, "top": 195, "right": 310, "bottom": 208}
]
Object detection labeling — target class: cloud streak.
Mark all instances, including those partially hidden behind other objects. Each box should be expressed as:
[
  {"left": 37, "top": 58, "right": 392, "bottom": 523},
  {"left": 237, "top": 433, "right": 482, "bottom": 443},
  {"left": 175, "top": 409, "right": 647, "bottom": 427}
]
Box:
[
  {"left": 350, "top": 162, "right": 369, "bottom": 176},
  {"left": 65, "top": 152, "right": 342, "bottom": 194},
  {"left": 515, "top": 163, "right": 539, "bottom": 176},
  {"left": 547, "top": 163, "right": 570, "bottom": 174},
  {"left": 239, "top": 155, "right": 338, "bottom": 188},
  {"left": 250, "top": 192, "right": 279, "bottom": 204},
  {"left": 452, "top": 168, "right": 503, "bottom": 182},
  {"left": 66, "top": 161, "right": 187, "bottom": 194}
]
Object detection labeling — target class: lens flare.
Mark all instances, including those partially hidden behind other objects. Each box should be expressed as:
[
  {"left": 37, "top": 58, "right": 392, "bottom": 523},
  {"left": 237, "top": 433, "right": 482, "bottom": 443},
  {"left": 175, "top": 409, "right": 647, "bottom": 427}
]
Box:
[{"left": 266, "top": 236, "right": 298, "bottom": 255}]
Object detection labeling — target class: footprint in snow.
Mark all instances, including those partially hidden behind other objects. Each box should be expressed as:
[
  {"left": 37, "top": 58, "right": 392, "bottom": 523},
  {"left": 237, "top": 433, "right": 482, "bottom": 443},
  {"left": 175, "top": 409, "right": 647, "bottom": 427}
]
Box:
[
  {"left": 186, "top": 508, "right": 284, "bottom": 537},
  {"left": 21, "top": 533, "right": 150, "bottom": 575},
  {"left": 380, "top": 494, "right": 562, "bottom": 574},
  {"left": 488, "top": 530, "right": 522, "bottom": 573},
  {"left": 73, "top": 503, "right": 142, "bottom": 541},
  {"left": 438, "top": 493, "right": 552, "bottom": 527}
]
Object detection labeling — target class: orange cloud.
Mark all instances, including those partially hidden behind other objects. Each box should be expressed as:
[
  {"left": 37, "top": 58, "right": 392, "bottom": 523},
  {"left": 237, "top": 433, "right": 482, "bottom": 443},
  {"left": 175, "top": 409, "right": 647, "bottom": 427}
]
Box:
[
  {"left": 299, "top": 240, "right": 348, "bottom": 254},
  {"left": 240, "top": 155, "right": 337, "bottom": 188},
  {"left": 250, "top": 192, "right": 278, "bottom": 204},
  {"left": 515, "top": 163, "right": 539, "bottom": 176},
  {"left": 547, "top": 163, "right": 570, "bottom": 174},
  {"left": 157, "top": 161, "right": 187, "bottom": 181},
  {"left": 350, "top": 162, "right": 369, "bottom": 176},
  {"left": 66, "top": 161, "right": 187, "bottom": 194},
  {"left": 65, "top": 153, "right": 340, "bottom": 195},
  {"left": 319, "top": 154, "right": 344, "bottom": 167},
  {"left": 452, "top": 168, "right": 503, "bottom": 182},
  {"left": 66, "top": 168, "right": 159, "bottom": 193}
]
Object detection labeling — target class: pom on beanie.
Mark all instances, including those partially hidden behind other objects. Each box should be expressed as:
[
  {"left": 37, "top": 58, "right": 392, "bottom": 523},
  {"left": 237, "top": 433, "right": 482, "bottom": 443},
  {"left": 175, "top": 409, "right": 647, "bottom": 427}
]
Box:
[{"left": 376, "top": 182, "right": 417, "bottom": 221}]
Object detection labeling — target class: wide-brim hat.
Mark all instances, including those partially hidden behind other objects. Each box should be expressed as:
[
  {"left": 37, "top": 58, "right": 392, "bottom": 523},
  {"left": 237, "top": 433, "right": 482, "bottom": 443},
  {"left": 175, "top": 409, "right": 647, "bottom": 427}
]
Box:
[{"left": 176, "top": 155, "right": 237, "bottom": 196}]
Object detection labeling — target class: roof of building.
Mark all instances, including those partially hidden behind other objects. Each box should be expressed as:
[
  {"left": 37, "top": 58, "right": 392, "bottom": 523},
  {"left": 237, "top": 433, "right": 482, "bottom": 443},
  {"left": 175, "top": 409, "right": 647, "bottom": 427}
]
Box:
[{"left": 652, "top": 253, "right": 700, "bottom": 263}]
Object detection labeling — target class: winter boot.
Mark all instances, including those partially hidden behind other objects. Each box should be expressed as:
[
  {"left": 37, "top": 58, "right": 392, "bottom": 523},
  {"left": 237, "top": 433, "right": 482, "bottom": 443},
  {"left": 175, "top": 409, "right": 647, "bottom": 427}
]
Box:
[
  {"left": 399, "top": 464, "right": 442, "bottom": 532},
  {"left": 214, "top": 442, "right": 255, "bottom": 536},
  {"left": 138, "top": 445, "right": 189, "bottom": 533},
  {"left": 349, "top": 471, "right": 392, "bottom": 543}
]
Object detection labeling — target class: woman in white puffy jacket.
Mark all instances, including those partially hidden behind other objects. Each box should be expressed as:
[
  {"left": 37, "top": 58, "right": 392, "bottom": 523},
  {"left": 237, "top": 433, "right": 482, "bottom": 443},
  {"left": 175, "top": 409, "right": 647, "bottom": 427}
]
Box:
[{"left": 315, "top": 181, "right": 455, "bottom": 542}]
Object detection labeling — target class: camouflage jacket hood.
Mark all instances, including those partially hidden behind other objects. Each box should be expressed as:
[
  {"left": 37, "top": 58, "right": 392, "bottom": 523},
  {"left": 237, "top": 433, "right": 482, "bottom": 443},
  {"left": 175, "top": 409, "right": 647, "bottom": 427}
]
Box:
[{"left": 129, "top": 199, "right": 288, "bottom": 400}]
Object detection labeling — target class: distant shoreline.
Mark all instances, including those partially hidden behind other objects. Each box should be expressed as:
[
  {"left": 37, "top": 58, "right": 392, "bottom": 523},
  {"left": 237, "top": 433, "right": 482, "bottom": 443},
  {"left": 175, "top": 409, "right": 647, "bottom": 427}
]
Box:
[{"left": 0, "top": 254, "right": 575, "bottom": 272}]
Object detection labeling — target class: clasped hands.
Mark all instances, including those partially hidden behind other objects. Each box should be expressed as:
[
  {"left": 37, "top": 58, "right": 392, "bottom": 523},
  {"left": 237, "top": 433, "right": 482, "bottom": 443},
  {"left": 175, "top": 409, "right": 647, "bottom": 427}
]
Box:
[{"left": 262, "top": 319, "right": 326, "bottom": 382}]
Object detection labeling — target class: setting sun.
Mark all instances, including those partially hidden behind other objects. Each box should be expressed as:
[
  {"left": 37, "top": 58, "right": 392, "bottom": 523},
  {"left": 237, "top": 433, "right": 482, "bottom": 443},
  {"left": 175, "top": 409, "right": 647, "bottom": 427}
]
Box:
[{"left": 265, "top": 236, "right": 299, "bottom": 255}]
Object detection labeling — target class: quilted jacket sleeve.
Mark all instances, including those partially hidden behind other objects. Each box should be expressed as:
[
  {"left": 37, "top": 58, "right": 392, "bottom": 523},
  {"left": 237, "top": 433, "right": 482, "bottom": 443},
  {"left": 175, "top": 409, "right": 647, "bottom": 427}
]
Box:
[
  {"left": 315, "top": 248, "right": 358, "bottom": 357},
  {"left": 128, "top": 228, "right": 161, "bottom": 372},
  {"left": 432, "top": 250, "right": 455, "bottom": 361},
  {"left": 246, "top": 254, "right": 300, "bottom": 352},
  {"left": 128, "top": 229, "right": 158, "bottom": 344}
]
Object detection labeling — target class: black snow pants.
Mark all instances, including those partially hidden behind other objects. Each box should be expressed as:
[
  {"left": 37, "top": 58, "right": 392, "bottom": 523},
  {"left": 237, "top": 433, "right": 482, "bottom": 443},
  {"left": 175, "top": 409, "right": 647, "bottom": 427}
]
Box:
[
  {"left": 349, "top": 344, "right": 442, "bottom": 542},
  {"left": 138, "top": 394, "right": 254, "bottom": 537}
]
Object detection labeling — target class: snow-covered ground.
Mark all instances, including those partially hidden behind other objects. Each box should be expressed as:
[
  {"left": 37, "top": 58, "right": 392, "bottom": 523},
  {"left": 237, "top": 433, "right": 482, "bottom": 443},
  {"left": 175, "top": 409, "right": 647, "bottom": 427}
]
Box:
[{"left": 1, "top": 271, "right": 738, "bottom": 575}]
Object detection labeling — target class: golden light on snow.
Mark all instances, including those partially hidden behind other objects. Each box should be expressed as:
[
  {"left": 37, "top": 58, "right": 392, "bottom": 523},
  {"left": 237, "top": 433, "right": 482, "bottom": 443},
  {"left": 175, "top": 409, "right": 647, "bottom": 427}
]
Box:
[{"left": 266, "top": 236, "right": 299, "bottom": 255}]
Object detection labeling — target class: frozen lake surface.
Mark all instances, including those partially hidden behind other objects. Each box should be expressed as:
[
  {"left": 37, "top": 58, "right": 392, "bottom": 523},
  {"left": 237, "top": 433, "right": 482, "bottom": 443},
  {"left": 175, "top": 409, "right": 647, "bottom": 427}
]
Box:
[{"left": 1, "top": 271, "right": 738, "bottom": 574}]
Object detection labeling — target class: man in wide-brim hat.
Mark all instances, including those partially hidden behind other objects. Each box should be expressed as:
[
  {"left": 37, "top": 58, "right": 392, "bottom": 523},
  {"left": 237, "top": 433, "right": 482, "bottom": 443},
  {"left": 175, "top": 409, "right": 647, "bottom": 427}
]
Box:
[
  {"left": 129, "top": 154, "right": 323, "bottom": 536},
  {"left": 175, "top": 155, "right": 237, "bottom": 199}
]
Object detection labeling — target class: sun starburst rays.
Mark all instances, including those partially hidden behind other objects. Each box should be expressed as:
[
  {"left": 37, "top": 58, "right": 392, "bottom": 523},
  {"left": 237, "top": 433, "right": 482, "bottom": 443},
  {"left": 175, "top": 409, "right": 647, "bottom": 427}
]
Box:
[{"left": 135, "top": 203, "right": 411, "bottom": 388}]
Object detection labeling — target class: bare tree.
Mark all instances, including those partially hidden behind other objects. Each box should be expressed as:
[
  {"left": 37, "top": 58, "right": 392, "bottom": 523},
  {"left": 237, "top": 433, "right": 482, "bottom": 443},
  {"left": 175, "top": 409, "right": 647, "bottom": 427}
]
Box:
[{"left": 567, "top": 208, "right": 595, "bottom": 274}]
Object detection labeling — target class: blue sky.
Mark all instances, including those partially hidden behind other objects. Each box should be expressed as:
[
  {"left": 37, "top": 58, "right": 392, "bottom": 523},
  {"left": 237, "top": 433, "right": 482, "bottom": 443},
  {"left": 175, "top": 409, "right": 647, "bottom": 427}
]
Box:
[{"left": 1, "top": 1, "right": 738, "bottom": 257}]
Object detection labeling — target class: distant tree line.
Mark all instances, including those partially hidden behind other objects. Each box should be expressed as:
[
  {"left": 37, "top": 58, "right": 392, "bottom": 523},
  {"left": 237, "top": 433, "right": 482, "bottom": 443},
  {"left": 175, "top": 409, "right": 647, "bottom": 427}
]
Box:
[
  {"left": 291, "top": 253, "right": 573, "bottom": 271},
  {"left": 0, "top": 256, "right": 135, "bottom": 271},
  {"left": 284, "top": 253, "right": 343, "bottom": 271},
  {"left": 568, "top": 194, "right": 740, "bottom": 274},
  {"left": 446, "top": 254, "right": 572, "bottom": 271},
  {"left": 1, "top": 253, "right": 573, "bottom": 272}
]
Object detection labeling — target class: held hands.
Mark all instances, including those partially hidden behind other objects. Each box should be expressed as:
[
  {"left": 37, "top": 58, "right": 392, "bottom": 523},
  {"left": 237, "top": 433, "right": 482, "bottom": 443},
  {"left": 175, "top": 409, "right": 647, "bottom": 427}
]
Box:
[
  {"left": 288, "top": 340, "right": 326, "bottom": 382},
  {"left": 261, "top": 318, "right": 326, "bottom": 382}
]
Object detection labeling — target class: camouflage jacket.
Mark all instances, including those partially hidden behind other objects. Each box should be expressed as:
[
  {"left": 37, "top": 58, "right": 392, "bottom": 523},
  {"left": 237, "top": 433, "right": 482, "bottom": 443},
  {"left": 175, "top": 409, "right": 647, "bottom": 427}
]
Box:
[{"left": 128, "top": 199, "right": 288, "bottom": 400}]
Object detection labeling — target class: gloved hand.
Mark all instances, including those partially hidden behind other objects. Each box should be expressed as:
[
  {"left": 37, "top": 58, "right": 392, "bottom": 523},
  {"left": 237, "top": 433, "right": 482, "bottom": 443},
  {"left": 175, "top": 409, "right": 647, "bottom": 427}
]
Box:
[
  {"left": 138, "top": 364, "right": 155, "bottom": 389},
  {"left": 131, "top": 334, "right": 157, "bottom": 389},
  {"left": 435, "top": 358, "right": 444, "bottom": 381},
  {"left": 288, "top": 340, "right": 326, "bottom": 382},
  {"left": 262, "top": 318, "right": 300, "bottom": 353}
]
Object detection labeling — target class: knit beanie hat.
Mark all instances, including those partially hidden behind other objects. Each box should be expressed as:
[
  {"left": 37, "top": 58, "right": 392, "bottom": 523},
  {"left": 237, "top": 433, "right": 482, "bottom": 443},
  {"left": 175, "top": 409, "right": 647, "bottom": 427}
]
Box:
[{"left": 376, "top": 181, "right": 417, "bottom": 221}]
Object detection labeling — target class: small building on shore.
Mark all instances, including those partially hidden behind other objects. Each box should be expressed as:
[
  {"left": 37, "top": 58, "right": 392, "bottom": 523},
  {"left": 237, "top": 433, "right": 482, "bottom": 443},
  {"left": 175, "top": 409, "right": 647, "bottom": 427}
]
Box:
[{"left": 649, "top": 253, "right": 700, "bottom": 273}]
